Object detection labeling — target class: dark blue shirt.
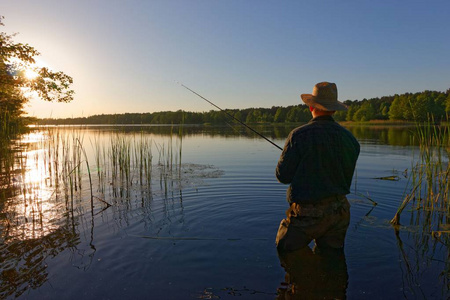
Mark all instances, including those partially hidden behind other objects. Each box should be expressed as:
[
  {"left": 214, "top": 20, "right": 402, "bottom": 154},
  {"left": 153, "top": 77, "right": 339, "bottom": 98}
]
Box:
[{"left": 276, "top": 115, "right": 360, "bottom": 204}]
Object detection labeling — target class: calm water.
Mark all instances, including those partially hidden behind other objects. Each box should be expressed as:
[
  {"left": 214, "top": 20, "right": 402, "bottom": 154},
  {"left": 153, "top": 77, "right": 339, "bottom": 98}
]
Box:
[{"left": 0, "top": 124, "right": 448, "bottom": 299}]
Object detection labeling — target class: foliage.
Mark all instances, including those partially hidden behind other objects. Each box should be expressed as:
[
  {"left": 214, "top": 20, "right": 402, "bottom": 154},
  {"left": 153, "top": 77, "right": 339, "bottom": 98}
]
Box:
[
  {"left": 37, "top": 86, "right": 450, "bottom": 126},
  {"left": 353, "top": 101, "right": 375, "bottom": 122},
  {"left": 274, "top": 107, "right": 288, "bottom": 123},
  {"left": 389, "top": 91, "right": 447, "bottom": 122},
  {"left": 0, "top": 16, "right": 74, "bottom": 138},
  {"left": 446, "top": 90, "right": 450, "bottom": 114},
  {"left": 36, "top": 88, "right": 450, "bottom": 126}
]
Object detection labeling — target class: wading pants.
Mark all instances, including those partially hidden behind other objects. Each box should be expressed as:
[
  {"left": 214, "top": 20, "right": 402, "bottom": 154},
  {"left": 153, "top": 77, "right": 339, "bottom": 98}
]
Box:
[{"left": 276, "top": 195, "right": 350, "bottom": 252}]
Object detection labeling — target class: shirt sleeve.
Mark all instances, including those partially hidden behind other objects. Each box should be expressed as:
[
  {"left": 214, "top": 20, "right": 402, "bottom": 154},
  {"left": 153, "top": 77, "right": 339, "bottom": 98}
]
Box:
[{"left": 275, "top": 131, "right": 300, "bottom": 184}]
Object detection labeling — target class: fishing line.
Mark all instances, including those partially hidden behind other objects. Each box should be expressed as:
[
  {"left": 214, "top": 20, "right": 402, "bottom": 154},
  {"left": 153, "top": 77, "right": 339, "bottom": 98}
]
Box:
[{"left": 177, "top": 82, "right": 283, "bottom": 151}]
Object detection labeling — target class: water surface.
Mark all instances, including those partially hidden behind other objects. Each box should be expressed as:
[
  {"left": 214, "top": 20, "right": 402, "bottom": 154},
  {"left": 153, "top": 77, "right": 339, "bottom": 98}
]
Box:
[{"left": 0, "top": 124, "right": 448, "bottom": 299}]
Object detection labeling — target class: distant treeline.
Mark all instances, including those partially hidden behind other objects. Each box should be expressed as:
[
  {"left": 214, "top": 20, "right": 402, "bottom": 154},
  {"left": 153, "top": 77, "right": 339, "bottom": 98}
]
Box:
[{"left": 38, "top": 89, "right": 450, "bottom": 125}]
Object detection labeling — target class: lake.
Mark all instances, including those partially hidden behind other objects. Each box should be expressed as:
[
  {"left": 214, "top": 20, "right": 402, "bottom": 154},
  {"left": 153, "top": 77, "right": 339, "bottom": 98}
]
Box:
[{"left": 0, "top": 124, "right": 448, "bottom": 299}]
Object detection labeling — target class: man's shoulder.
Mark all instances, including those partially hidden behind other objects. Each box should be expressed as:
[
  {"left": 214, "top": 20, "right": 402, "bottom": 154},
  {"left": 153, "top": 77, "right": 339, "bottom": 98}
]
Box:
[
  {"left": 289, "top": 120, "right": 358, "bottom": 141},
  {"left": 290, "top": 119, "right": 333, "bottom": 134},
  {"left": 289, "top": 123, "right": 313, "bottom": 136}
]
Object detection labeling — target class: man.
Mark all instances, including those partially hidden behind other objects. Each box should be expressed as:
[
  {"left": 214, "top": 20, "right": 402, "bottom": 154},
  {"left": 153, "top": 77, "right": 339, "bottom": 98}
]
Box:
[{"left": 275, "top": 82, "right": 360, "bottom": 252}]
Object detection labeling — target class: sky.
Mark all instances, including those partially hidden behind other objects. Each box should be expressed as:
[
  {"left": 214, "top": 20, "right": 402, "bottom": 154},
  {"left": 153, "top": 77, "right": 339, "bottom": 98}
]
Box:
[{"left": 2, "top": 0, "right": 450, "bottom": 118}]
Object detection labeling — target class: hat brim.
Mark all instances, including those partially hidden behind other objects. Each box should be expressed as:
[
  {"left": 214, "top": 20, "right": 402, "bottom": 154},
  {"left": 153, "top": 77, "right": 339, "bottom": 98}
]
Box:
[{"left": 301, "top": 94, "right": 348, "bottom": 111}]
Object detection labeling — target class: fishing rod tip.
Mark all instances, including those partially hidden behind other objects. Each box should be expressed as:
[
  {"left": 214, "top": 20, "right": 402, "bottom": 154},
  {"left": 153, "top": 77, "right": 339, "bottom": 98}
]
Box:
[{"left": 174, "top": 81, "right": 186, "bottom": 87}]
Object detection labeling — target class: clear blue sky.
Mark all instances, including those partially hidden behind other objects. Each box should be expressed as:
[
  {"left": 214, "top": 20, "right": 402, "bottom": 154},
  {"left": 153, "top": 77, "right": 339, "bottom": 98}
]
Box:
[{"left": 3, "top": 0, "right": 450, "bottom": 118}]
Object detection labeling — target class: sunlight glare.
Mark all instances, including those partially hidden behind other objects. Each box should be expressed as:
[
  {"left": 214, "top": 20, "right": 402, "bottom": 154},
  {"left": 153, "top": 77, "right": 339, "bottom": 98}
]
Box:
[
  {"left": 2, "top": 131, "right": 63, "bottom": 241},
  {"left": 25, "top": 68, "right": 39, "bottom": 80}
]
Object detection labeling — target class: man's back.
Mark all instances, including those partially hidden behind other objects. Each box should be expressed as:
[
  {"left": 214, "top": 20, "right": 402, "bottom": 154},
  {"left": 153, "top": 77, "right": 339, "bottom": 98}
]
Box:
[{"left": 276, "top": 115, "right": 360, "bottom": 204}]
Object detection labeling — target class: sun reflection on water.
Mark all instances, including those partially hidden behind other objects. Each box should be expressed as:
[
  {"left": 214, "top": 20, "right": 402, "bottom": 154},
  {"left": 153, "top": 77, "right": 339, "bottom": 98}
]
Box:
[
  {"left": 1, "top": 130, "right": 86, "bottom": 298},
  {"left": 2, "top": 131, "right": 64, "bottom": 241}
]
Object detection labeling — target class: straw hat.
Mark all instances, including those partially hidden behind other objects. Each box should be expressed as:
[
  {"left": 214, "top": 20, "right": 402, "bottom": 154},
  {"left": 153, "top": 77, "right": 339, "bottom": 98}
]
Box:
[{"left": 301, "top": 82, "right": 348, "bottom": 111}]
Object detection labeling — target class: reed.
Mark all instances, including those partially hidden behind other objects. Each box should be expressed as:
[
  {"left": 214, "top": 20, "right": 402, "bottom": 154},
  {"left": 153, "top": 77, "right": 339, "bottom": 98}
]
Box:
[
  {"left": 0, "top": 138, "right": 15, "bottom": 192},
  {"left": 108, "top": 134, "right": 133, "bottom": 187},
  {"left": 391, "top": 116, "right": 450, "bottom": 228},
  {"left": 104, "top": 129, "right": 183, "bottom": 199},
  {"left": 76, "top": 138, "right": 94, "bottom": 204},
  {"left": 178, "top": 117, "right": 184, "bottom": 179},
  {"left": 133, "top": 132, "right": 153, "bottom": 186},
  {"left": 90, "top": 133, "right": 106, "bottom": 193},
  {"left": 2, "top": 126, "right": 184, "bottom": 221}
]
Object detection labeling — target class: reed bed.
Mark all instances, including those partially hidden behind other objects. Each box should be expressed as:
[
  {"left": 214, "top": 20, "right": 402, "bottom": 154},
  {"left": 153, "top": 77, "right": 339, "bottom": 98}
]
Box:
[
  {"left": 0, "top": 140, "right": 16, "bottom": 194},
  {"left": 391, "top": 118, "right": 449, "bottom": 238},
  {"left": 1, "top": 126, "right": 183, "bottom": 233},
  {"left": 387, "top": 118, "right": 449, "bottom": 291}
]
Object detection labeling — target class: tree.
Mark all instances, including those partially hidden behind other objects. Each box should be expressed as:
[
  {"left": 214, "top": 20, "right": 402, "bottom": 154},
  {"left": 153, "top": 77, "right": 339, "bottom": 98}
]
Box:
[
  {"left": 1, "top": 16, "right": 74, "bottom": 136},
  {"left": 286, "top": 106, "right": 310, "bottom": 122},
  {"left": 353, "top": 101, "right": 375, "bottom": 122},
  {"left": 261, "top": 112, "right": 273, "bottom": 123},
  {"left": 410, "top": 93, "right": 433, "bottom": 121},
  {"left": 333, "top": 110, "right": 347, "bottom": 121},
  {"left": 380, "top": 103, "right": 389, "bottom": 119},
  {"left": 346, "top": 105, "right": 357, "bottom": 122},
  {"left": 446, "top": 93, "right": 450, "bottom": 115},
  {"left": 389, "top": 95, "right": 406, "bottom": 120},
  {"left": 432, "top": 94, "right": 446, "bottom": 121},
  {"left": 274, "top": 107, "right": 288, "bottom": 123},
  {"left": 246, "top": 109, "right": 263, "bottom": 123}
]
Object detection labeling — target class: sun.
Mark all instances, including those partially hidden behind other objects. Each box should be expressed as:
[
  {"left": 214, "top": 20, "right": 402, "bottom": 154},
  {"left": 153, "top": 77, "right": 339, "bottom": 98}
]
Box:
[
  {"left": 25, "top": 68, "right": 39, "bottom": 80},
  {"left": 8, "top": 57, "right": 41, "bottom": 80}
]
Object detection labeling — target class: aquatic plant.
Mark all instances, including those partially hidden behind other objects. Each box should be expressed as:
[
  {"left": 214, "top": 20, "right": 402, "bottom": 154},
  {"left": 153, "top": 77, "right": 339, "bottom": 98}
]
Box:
[
  {"left": 391, "top": 116, "right": 449, "bottom": 238},
  {"left": 1, "top": 125, "right": 187, "bottom": 241}
]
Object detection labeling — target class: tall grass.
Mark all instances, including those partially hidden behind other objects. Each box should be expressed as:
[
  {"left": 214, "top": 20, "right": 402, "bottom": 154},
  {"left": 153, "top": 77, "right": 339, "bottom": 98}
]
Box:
[
  {"left": 2, "top": 126, "right": 184, "bottom": 219},
  {"left": 389, "top": 117, "right": 449, "bottom": 293},
  {"left": 90, "top": 128, "right": 182, "bottom": 200},
  {"left": 391, "top": 117, "right": 450, "bottom": 231}
]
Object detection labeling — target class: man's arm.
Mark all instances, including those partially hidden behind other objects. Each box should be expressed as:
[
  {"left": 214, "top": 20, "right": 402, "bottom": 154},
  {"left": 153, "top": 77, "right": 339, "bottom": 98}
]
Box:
[{"left": 275, "top": 134, "right": 300, "bottom": 184}]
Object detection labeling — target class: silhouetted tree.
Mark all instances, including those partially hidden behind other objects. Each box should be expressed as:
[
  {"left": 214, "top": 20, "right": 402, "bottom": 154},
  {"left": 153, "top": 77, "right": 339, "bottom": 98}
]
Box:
[{"left": 1, "top": 16, "right": 73, "bottom": 137}]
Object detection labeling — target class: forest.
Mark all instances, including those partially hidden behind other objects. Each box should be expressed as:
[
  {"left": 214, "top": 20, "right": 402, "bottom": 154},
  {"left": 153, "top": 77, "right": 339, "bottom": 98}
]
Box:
[{"left": 38, "top": 89, "right": 450, "bottom": 125}]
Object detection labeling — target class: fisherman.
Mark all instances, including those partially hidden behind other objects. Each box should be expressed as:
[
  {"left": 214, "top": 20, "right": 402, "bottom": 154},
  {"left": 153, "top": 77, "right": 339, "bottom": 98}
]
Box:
[{"left": 275, "top": 82, "right": 360, "bottom": 252}]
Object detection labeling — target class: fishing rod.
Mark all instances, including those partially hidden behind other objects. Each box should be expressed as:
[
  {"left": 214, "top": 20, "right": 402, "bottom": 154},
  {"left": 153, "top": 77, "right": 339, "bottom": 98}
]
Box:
[{"left": 178, "top": 82, "right": 283, "bottom": 151}]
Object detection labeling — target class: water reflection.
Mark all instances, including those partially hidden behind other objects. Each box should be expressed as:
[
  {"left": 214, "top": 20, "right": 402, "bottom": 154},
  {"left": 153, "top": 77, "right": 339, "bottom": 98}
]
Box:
[
  {"left": 3, "top": 146, "right": 60, "bottom": 240},
  {"left": 346, "top": 125, "right": 416, "bottom": 146},
  {"left": 393, "top": 219, "right": 450, "bottom": 298},
  {"left": 37, "top": 123, "right": 420, "bottom": 146},
  {"left": 0, "top": 128, "right": 202, "bottom": 298},
  {"left": 0, "top": 224, "right": 80, "bottom": 298},
  {"left": 277, "top": 247, "right": 348, "bottom": 299},
  {"left": 0, "top": 125, "right": 448, "bottom": 298},
  {"left": 0, "top": 132, "right": 80, "bottom": 298}
]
